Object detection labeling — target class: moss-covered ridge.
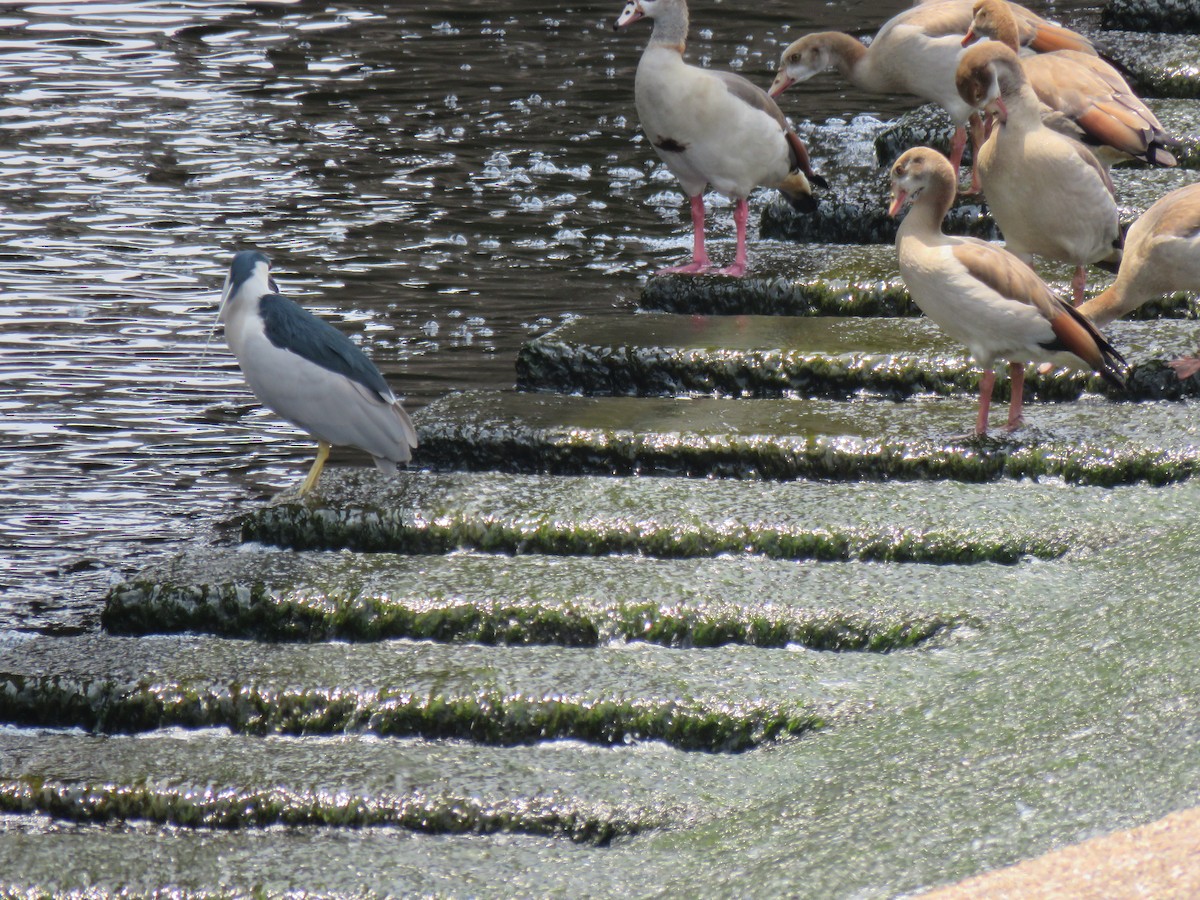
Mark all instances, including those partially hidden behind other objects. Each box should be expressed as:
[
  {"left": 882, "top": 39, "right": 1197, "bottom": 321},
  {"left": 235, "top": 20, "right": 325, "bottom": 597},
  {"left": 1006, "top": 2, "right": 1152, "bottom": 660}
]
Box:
[
  {"left": 637, "top": 243, "right": 918, "bottom": 317},
  {"left": 103, "top": 577, "right": 959, "bottom": 651},
  {"left": 0, "top": 676, "right": 822, "bottom": 753},
  {"left": 0, "top": 776, "right": 669, "bottom": 843},
  {"left": 517, "top": 315, "right": 1200, "bottom": 401},
  {"left": 413, "top": 391, "right": 1200, "bottom": 487},
  {"left": 637, "top": 245, "right": 1198, "bottom": 320},
  {"left": 231, "top": 469, "right": 1130, "bottom": 564},
  {"left": 515, "top": 314, "right": 1107, "bottom": 401},
  {"left": 241, "top": 502, "right": 1068, "bottom": 565},
  {"left": 1105, "top": 30, "right": 1200, "bottom": 98},
  {"left": 1102, "top": 0, "right": 1200, "bottom": 33}
]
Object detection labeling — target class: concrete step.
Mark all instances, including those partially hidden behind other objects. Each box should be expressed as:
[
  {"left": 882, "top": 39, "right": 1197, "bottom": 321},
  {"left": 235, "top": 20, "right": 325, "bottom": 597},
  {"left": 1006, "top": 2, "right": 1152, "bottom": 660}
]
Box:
[
  {"left": 0, "top": 727, "right": 686, "bottom": 841},
  {"left": 0, "top": 633, "right": 828, "bottom": 753},
  {"left": 515, "top": 313, "right": 1200, "bottom": 400},
  {"left": 233, "top": 468, "right": 1153, "bottom": 564},
  {"left": 103, "top": 547, "right": 968, "bottom": 650},
  {"left": 637, "top": 242, "right": 1198, "bottom": 320},
  {"left": 410, "top": 390, "right": 1200, "bottom": 487},
  {"left": 1102, "top": 0, "right": 1200, "bottom": 32},
  {"left": 761, "top": 161, "right": 1198, "bottom": 246},
  {"left": 873, "top": 100, "right": 1199, "bottom": 172},
  {"left": 1106, "top": 30, "right": 1200, "bottom": 97}
]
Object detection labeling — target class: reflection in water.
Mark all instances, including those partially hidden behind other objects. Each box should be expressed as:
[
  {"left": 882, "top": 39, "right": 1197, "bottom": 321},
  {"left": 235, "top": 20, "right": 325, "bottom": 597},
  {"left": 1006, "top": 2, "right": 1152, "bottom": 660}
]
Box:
[{"left": 0, "top": 0, "right": 1096, "bottom": 631}]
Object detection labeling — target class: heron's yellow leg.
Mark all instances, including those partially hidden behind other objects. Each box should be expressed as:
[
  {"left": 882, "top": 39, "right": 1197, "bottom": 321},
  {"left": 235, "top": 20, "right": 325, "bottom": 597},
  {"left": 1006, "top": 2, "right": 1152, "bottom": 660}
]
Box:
[{"left": 298, "top": 441, "right": 331, "bottom": 496}]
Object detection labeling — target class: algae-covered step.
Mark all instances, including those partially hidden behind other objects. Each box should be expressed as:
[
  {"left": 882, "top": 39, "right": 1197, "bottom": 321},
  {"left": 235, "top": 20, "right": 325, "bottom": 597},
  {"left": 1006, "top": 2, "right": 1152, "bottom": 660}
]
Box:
[
  {"left": 237, "top": 468, "right": 1170, "bottom": 564},
  {"left": 1104, "top": 29, "right": 1200, "bottom": 97},
  {"left": 761, "top": 156, "right": 1199, "bottom": 247},
  {"left": 104, "top": 548, "right": 971, "bottom": 649},
  {"left": 0, "top": 632, "right": 835, "bottom": 751},
  {"left": 413, "top": 390, "right": 1200, "bottom": 486},
  {"left": 1103, "top": 0, "right": 1200, "bottom": 32},
  {"left": 637, "top": 243, "right": 917, "bottom": 317},
  {"left": 1144, "top": 100, "right": 1200, "bottom": 168},
  {"left": 639, "top": 241, "right": 1199, "bottom": 320},
  {"left": 515, "top": 313, "right": 1200, "bottom": 400},
  {"left": 0, "top": 727, "right": 707, "bottom": 841},
  {"left": 872, "top": 100, "right": 1200, "bottom": 172}
]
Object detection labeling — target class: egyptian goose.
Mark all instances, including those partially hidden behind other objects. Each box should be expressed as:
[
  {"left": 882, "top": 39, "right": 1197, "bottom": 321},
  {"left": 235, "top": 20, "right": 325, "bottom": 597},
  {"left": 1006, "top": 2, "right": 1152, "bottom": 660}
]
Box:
[
  {"left": 769, "top": 0, "right": 1094, "bottom": 188},
  {"left": 613, "top": 0, "right": 824, "bottom": 277},
  {"left": 1072, "top": 184, "right": 1200, "bottom": 377},
  {"left": 964, "top": 0, "right": 1177, "bottom": 169},
  {"left": 889, "top": 147, "right": 1125, "bottom": 435},
  {"left": 955, "top": 41, "right": 1122, "bottom": 306}
]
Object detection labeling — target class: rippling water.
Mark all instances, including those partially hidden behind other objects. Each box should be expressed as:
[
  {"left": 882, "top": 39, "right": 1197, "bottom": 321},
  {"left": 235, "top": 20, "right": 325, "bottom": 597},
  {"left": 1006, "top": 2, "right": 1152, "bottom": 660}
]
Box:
[{"left": 0, "top": 0, "right": 1101, "bottom": 633}]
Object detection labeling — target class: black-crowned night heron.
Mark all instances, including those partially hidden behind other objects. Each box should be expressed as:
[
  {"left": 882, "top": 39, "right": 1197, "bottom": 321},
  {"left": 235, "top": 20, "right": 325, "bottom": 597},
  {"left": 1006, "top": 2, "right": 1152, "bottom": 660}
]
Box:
[{"left": 218, "top": 249, "right": 418, "bottom": 496}]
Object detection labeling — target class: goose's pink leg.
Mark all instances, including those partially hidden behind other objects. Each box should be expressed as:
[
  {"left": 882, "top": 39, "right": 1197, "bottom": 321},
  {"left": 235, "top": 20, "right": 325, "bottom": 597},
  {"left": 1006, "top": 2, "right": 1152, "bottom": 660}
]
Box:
[
  {"left": 948, "top": 126, "right": 967, "bottom": 180},
  {"left": 717, "top": 198, "right": 749, "bottom": 277},
  {"left": 974, "top": 368, "right": 996, "bottom": 436},
  {"left": 1005, "top": 362, "right": 1026, "bottom": 431},
  {"left": 657, "top": 195, "right": 712, "bottom": 275},
  {"left": 1071, "top": 265, "right": 1087, "bottom": 306},
  {"left": 965, "top": 114, "right": 985, "bottom": 195},
  {"left": 1168, "top": 357, "right": 1200, "bottom": 380}
]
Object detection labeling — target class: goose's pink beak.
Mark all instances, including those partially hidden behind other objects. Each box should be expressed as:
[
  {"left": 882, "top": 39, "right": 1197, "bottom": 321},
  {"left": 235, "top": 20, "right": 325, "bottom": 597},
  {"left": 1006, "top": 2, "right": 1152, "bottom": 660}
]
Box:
[
  {"left": 614, "top": 0, "right": 643, "bottom": 30},
  {"left": 769, "top": 72, "right": 793, "bottom": 98}
]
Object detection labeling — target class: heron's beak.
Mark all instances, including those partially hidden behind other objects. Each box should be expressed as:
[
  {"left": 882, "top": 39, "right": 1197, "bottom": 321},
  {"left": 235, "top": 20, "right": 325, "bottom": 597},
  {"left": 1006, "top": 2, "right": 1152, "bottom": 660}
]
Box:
[
  {"left": 614, "top": 0, "right": 643, "bottom": 30},
  {"left": 769, "top": 71, "right": 793, "bottom": 98}
]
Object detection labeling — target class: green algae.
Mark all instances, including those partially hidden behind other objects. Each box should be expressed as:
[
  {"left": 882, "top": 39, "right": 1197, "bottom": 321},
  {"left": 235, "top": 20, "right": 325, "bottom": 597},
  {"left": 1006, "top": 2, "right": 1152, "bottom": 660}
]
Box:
[
  {"left": 103, "top": 577, "right": 961, "bottom": 652},
  {"left": 758, "top": 162, "right": 996, "bottom": 246},
  {"left": 1149, "top": 100, "right": 1200, "bottom": 169},
  {"left": 637, "top": 244, "right": 918, "bottom": 318},
  {"left": 411, "top": 390, "right": 1200, "bottom": 487},
  {"left": 1109, "top": 31, "right": 1200, "bottom": 98},
  {"left": 632, "top": 251, "right": 1193, "bottom": 319},
  {"left": 515, "top": 314, "right": 1104, "bottom": 400},
  {"left": 102, "top": 582, "right": 602, "bottom": 646},
  {"left": 0, "top": 777, "right": 668, "bottom": 843},
  {"left": 0, "top": 677, "right": 823, "bottom": 752},
  {"left": 227, "top": 469, "right": 1140, "bottom": 568},
  {"left": 514, "top": 314, "right": 1200, "bottom": 401},
  {"left": 241, "top": 502, "right": 1068, "bottom": 564},
  {"left": 1102, "top": 0, "right": 1200, "bottom": 34}
]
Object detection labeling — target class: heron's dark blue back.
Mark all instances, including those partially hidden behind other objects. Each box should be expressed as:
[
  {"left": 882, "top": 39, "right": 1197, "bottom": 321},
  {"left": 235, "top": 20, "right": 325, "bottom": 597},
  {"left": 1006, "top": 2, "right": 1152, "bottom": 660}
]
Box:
[{"left": 258, "top": 294, "right": 392, "bottom": 400}]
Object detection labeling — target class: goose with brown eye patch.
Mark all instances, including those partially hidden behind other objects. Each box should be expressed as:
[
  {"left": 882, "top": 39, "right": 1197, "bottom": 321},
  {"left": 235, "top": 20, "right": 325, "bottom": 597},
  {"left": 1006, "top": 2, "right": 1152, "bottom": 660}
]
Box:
[
  {"left": 613, "top": 0, "right": 824, "bottom": 277},
  {"left": 888, "top": 146, "right": 1125, "bottom": 437},
  {"left": 955, "top": 41, "right": 1122, "bottom": 307},
  {"left": 963, "top": 0, "right": 1178, "bottom": 170},
  {"left": 769, "top": 0, "right": 1094, "bottom": 193},
  {"left": 217, "top": 250, "right": 418, "bottom": 499}
]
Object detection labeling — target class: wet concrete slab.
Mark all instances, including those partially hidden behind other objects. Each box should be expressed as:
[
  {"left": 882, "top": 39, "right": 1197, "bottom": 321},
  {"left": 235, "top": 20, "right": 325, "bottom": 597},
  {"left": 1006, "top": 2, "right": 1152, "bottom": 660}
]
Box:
[
  {"left": 762, "top": 157, "right": 1199, "bottom": 247},
  {"left": 515, "top": 313, "right": 1200, "bottom": 400},
  {"left": 637, "top": 243, "right": 1200, "bottom": 321},
  {"left": 1102, "top": 0, "right": 1200, "bottom": 34},
  {"left": 234, "top": 467, "right": 1166, "bottom": 564},
  {"left": 0, "top": 633, "right": 829, "bottom": 752},
  {"left": 104, "top": 548, "right": 966, "bottom": 650},
  {"left": 1103, "top": 30, "right": 1200, "bottom": 98},
  {"left": 410, "top": 390, "right": 1200, "bottom": 486},
  {"left": 873, "top": 100, "right": 1198, "bottom": 172}
]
